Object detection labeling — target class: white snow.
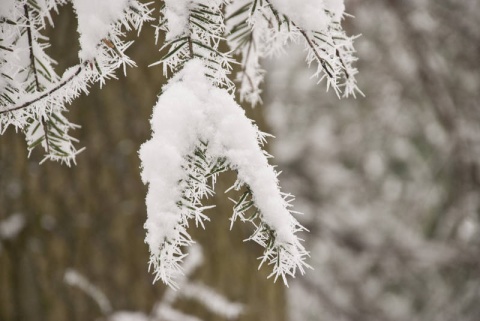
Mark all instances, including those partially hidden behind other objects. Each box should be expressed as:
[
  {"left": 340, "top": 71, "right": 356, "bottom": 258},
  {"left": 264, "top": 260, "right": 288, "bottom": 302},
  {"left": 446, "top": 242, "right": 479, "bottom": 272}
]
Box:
[
  {"left": 71, "top": 0, "right": 130, "bottom": 60},
  {"left": 0, "top": 213, "right": 25, "bottom": 240},
  {"left": 139, "top": 59, "right": 308, "bottom": 287},
  {"left": 270, "top": 0, "right": 327, "bottom": 31},
  {"left": 0, "top": 0, "right": 15, "bottom": 18},
  {"left": 162, "top": 0, "right": 226, "bottom": 41},
  {"left": 163, "top": 0, "right": 191, "bottom": 40},
  {"left": 324, "top": 0, "right": 345, "bottom": 22},
  {"left": 269, "top": 0, "right": 345, "bottom": 31}
]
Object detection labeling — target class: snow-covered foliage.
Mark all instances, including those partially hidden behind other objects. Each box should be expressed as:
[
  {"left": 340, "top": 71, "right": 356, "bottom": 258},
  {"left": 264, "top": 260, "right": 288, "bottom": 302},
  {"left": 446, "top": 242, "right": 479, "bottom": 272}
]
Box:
[
  {"left": 226, "top": 0, "right": 360, "bottom": 105},
  {"left": 0, "top": 0, "right": 360, "bottom": 289},
  {"left": 140, "top": 59, "right": 310, "bottom": 288},
  {"left": 0, "top": 0, "right": 151, "bottom": 165}
]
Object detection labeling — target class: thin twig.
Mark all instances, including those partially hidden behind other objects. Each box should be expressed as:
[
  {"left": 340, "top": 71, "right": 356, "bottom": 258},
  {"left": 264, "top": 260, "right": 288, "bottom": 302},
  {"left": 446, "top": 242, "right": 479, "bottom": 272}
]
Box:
[
  {"left": 335, "top": 48, "right": 350, "bottom": 79},
  {"left": 25, "top": 5, "right": 51, "bottom": 153},
  {"left": 296, "top": 26, "right": 333, "bottom": 79}
]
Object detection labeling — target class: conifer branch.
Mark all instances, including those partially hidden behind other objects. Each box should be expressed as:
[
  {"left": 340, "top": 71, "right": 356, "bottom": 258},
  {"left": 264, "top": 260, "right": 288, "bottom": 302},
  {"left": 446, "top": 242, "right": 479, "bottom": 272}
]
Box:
[
  {"left": 263, "top": 0, "right": 335, "bottom": 79},
  {"left": 24, "top": 4, "right": 51, "bottom": 153},
  {"left": 0, "top": 65, "right": 83, "bottom": 115},
  {"left": 295, "top": 25, "right": 334, "bottom": 79},
  {"left": 335, "top": 48, "right": 350, "bottom": 79},
  {"left": 2, "top": 0, "right": 361, "bottom": 289},
  {"left": 262, "top": 0, "right": 360, "bottom": 96}
]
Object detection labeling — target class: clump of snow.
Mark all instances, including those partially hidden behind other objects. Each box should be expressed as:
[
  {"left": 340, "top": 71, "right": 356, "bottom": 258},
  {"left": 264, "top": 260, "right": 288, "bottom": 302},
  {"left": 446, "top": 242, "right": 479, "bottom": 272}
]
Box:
[
  {"left": 0, "top": 0, "right": 15, "bottom": 18},
  {"left": 270, "top": 0, "right": 345, "bottom": 30},
  {"left": 139, "top": 59, "right": 308, "bottom": 288},
  {"left": 162, "top": 0, "right": 227, "bottom": 41},
  {"left": 163, "top": 0, "right": 190, "bottom": 40},
  {"left": 0, "top": 213, "right": 25, "bottom": 240},
  {"left": 324, "top": 0, "right": 345, "bottom": 22},
  {"left": 71, "top": 0, "right": 130, "bottom": 60},
  {"left": 270, "top": 0, "right": 328, "bottom": 31}
]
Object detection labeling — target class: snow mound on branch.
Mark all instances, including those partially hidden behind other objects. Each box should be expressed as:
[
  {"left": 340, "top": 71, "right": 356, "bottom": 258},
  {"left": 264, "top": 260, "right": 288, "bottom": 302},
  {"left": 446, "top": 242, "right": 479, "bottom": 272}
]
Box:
[
  {"left": 162, "top": 0, "right": 190, "bottom": 40},
  {"left": 0, "top": 0, "right": 15, "bottom": 18},
  {"left": 163, "top": 0, "right": 226, "bottom": 40},
  {"left": 72, "top": 0, "right": 129, "bottom": 60},
  {"left": 139, "top": 59, "right": 308, "bottom": 288},
  {"left": 270, "top": 0, "right": 345, "bottom": 31}
]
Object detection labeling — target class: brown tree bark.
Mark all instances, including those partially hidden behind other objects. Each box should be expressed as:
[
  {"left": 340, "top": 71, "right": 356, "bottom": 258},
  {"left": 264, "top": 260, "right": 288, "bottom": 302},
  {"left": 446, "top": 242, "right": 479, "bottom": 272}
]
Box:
[{"left": 0, "top": 3, "right": 286, "bottom": 321}]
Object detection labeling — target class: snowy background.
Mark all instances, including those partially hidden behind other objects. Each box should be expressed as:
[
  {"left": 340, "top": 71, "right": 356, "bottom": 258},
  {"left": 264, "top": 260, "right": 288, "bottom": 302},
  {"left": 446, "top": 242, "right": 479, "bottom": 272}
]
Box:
[{"left": 265, "top": 1, "right": 480, "bottom": 320}]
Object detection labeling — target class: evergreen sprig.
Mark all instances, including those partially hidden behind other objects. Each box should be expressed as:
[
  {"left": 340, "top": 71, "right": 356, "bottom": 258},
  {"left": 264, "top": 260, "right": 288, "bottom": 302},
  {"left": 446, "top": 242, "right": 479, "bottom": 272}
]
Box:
[
  {"left": 265, "top": 0, "right": 362, "bottom": 97},
  {"left": 0, "top": 0, "right": 152, "bottom": 164},
  {"left": 150, "top": 141, "right": 230, "bottom": 288},
  {"left": 154, "top": 0, "right": 235, "bottom": 91},
  {"left": 226, "top": 0, "right": 362, "bottom": 103}
]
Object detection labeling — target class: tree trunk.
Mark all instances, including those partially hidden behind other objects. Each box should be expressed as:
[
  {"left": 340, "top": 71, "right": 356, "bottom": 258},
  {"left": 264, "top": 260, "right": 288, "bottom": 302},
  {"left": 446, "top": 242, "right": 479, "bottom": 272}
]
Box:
[{"left": 0, "top": 3, "right": 286, "bottom": 321}]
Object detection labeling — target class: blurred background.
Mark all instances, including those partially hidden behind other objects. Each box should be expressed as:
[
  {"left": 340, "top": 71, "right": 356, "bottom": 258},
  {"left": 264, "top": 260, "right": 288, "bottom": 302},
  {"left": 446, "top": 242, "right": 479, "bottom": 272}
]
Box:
[{"left": 1, "top": 0, "right": 480, "bottom": 320}]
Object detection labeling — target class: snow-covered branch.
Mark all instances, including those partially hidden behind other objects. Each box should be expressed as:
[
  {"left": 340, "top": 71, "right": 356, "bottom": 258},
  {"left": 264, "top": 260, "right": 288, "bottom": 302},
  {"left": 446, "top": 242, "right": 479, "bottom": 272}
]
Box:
[
  {"left": 2, "top": 0, "right": 361, "bottom": 290},
  {"left": 139, "top": 0, "right": 347, "bottom": 288},
  {"left": 227, "top": 0, "right": 362, "bottom": 103},
  {"left": 140, "top": 59, "right": 310, "bottom": 288},
  {"left": 0, "top": 0, "right": 152, "bottom": 164}
]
